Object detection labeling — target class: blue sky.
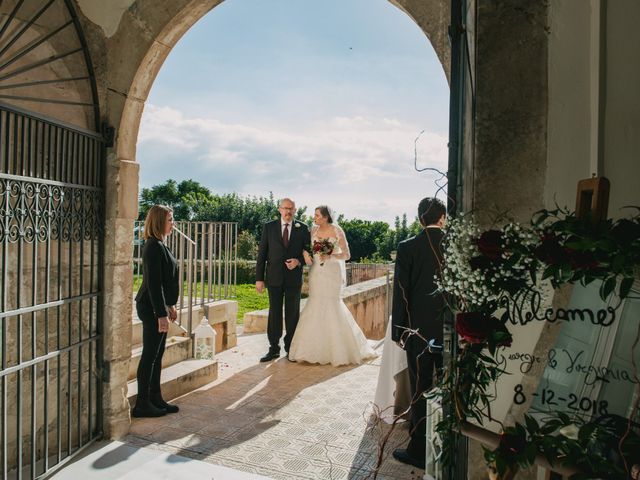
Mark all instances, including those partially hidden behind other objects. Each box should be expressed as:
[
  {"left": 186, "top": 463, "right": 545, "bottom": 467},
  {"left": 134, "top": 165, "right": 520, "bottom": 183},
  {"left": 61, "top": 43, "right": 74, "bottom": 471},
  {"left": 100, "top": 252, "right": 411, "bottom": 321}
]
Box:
[{"left": 137, "top": 0, "right": 449, "bottom": 225}]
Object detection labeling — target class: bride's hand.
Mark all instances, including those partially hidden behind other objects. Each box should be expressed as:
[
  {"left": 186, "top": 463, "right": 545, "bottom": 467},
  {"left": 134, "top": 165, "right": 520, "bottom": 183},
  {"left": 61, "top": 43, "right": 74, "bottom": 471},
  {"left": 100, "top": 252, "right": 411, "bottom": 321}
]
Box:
[{"left": 303, "top": 250, "right": 313, "bottom": 266}]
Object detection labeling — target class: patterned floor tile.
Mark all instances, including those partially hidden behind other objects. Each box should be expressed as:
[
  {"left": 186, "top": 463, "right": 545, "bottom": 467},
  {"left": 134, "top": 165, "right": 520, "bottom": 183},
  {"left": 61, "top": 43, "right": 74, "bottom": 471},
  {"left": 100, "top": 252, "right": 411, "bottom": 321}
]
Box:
[{"left": 125, "top": 333, "right": 422, "bottom": 480}]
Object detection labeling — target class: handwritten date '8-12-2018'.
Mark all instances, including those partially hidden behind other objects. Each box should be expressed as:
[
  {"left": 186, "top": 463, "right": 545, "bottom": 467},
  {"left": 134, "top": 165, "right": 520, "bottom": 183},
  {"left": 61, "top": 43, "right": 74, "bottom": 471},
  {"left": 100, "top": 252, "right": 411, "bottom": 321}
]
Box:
[{"left": 513, "top": 384, "right": 608, "bottom": 416}]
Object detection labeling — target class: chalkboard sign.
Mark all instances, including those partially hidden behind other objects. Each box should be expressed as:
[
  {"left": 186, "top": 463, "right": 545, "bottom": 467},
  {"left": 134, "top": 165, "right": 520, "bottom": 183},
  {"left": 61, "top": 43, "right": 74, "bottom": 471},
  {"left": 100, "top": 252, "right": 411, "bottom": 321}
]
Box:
[
  {"left": 526, "top": 281, "right": 640, "bottom": 422},
  {"left": 476, "top": 279, "right": 640, "bottom": 435}
]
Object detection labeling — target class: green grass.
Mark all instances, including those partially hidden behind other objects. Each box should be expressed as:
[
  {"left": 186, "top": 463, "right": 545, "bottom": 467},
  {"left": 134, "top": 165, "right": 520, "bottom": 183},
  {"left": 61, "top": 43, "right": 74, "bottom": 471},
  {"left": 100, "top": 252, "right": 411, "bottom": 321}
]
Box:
[
  {"left": 234, "top": 284, "right": 270, "bottom": 322},
  {"left": 133, "top": 277, "right": 268, "bottom": 322}
]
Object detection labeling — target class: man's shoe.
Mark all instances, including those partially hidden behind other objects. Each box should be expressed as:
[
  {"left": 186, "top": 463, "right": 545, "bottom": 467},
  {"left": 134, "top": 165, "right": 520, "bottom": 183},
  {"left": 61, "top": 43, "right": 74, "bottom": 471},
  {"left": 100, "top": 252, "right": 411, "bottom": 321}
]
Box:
[
  {"left": 392, "top": 448, "right": 425, "bottom": 470},
  {"left": 260, "top": 351, "right": 280, "bottom": 362},
  {"left": 131, "top": 399, "right": 167, "bottom": 418},
  {"left": 150, "top": 393, "right": 179, "bottom": 414}
]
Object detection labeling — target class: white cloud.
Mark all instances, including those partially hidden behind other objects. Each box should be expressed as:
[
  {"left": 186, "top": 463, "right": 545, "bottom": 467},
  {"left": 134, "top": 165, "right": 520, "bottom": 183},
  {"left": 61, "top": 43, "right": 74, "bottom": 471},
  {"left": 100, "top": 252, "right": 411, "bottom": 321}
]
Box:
[{"left": 137, "top": 104, "right": 448, "bottom": 224}]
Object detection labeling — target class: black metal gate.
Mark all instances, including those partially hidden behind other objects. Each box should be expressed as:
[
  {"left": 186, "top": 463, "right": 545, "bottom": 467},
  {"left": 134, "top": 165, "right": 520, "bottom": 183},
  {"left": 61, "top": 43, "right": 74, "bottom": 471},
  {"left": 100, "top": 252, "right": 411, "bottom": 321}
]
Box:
[
  {"left": 0, "top": 1, "right": 104, "bottom": 478},
  {"left": 0, "top": 103, "right": 103, "bottom": 479}
]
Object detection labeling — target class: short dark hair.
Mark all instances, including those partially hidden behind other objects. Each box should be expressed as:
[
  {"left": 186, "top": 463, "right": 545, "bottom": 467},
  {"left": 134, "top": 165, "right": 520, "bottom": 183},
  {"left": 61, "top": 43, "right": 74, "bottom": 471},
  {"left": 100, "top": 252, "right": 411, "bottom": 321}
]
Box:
[
  {"left": 418, "top": 197, "right": 446, "bottom": 226},
  {"left": 316, "top": 205, "right": 333, "bottom": 224}
]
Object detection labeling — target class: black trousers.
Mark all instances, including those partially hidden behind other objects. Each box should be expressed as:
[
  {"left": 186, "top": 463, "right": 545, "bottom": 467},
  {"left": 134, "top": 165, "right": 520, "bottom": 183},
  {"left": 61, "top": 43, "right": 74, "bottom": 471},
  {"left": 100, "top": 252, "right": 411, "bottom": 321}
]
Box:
[
  {"left": 266, "top": 284, "right": 301, "bottom": 353},
  {"left": 405, "top": 342, "right": 442, "bottom": 461},
  {"left": 135, "top": 300, "right": 167, "bottom": 400}
]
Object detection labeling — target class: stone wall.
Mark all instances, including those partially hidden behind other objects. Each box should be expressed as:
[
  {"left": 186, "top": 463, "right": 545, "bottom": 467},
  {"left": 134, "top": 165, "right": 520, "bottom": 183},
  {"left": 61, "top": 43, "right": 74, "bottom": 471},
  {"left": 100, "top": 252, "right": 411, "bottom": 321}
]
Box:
[{"left": 466, "top": 2, "right": 550, "bottom": 478}]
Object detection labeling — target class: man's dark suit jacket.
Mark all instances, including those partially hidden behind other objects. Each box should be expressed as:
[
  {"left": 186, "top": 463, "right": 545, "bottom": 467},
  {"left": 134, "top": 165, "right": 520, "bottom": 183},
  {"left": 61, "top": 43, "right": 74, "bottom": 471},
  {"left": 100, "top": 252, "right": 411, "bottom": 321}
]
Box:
[
  {"left": 135, "top": 236, "right": 179, "bottom": 318},
  {"left": 256, "top": 219, "right": 311, "bottom": 287},
  {"left": 391, "top": 228, "right": 445, "bottom": 345}
]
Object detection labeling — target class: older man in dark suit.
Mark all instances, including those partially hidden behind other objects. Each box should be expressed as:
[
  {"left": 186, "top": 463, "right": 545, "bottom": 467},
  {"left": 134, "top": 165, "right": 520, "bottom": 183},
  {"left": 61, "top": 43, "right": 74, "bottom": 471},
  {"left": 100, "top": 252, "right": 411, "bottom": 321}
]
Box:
[
  {"left": 391, "top": 197, "right": 447, "bottom": 469},
  {"left": 256, "top": 198, "right": 311, "bottom": 362}
]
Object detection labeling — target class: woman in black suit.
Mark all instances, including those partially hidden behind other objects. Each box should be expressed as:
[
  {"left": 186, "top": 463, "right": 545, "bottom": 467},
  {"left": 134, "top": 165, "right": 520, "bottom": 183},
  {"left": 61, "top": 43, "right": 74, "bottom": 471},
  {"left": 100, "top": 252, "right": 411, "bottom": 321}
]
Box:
[{"left": 132, "top": 205, "right": 180, "bottom": 418}]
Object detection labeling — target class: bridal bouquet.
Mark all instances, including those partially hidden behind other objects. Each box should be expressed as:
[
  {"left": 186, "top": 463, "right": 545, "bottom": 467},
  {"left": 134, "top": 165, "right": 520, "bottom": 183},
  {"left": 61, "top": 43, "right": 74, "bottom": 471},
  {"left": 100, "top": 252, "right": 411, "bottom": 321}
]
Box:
[{"left": 312, "top": 238, "right": 335, "bottom": 266}]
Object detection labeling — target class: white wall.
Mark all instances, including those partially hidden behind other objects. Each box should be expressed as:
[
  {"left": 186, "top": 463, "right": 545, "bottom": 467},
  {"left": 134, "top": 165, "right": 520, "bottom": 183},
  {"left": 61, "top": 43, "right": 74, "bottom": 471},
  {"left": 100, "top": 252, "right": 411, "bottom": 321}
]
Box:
[
  {"left": 546, "top": 0, "right": 640, "bottom": 217},
  {"left": 545, "top": 1, "right": 592, "bottom": 211},
  {"left": 603, "top": 0, "right": 640, "bottom": 216}
]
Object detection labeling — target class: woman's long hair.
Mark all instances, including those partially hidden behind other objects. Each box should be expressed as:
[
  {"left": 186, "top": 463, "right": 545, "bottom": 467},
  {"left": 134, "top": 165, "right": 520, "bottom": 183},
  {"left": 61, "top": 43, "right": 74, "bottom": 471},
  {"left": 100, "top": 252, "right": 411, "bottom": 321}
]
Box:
[
  {"left": 143, "top": 205, "right": 172, "bottom": 240},
  {"left": 316, "top": 205, "right": 333, "bottom": 224}
]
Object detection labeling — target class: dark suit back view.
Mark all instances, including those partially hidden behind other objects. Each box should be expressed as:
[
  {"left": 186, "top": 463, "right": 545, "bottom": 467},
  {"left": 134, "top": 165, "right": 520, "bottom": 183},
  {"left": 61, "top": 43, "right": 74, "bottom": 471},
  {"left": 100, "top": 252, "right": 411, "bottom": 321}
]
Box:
[
  {"left": 256, "top": 219, "right": 311, "bottom": 355},
  {"left": 391, "top": 227, "right": 445, "bottom": 463}
]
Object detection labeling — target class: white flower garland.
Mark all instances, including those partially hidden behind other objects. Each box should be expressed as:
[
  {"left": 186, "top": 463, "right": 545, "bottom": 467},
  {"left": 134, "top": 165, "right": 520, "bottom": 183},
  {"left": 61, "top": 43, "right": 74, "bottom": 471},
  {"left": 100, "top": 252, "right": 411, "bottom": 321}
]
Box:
[{"left": 437, "top": 215, "right": 542, "bottom": 314}]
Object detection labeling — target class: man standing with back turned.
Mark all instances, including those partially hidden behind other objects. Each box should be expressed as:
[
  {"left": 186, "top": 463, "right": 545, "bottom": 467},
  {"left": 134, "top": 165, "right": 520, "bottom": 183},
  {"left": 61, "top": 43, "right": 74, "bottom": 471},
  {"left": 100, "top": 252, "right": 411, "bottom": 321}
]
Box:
[
  {"left": 391, "top": 197, "right": 446, "bottom": 469},
  {"left": 256, "top": 198, "right": 311, "bottom": 362}
]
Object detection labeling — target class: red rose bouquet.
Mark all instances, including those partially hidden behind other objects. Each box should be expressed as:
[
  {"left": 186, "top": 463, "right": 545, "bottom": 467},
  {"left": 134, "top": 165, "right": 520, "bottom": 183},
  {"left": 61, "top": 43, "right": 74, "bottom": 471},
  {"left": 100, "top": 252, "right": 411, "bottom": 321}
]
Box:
[{"left": 312, "top": 238, "right": 335, "bottom": 266}]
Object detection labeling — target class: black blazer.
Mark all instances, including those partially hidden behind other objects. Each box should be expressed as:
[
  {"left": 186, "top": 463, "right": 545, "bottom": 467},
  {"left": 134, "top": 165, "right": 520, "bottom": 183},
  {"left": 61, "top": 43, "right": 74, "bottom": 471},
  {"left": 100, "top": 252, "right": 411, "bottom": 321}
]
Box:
[
  {"left": 256, "top": 219, "right": 311, "bottom": 287},
  {"left": 391, "top": 228, "right": 445, "bottom": 345},
  {"left": 135, "top": 236, "right": 179, "bottom": 318}
]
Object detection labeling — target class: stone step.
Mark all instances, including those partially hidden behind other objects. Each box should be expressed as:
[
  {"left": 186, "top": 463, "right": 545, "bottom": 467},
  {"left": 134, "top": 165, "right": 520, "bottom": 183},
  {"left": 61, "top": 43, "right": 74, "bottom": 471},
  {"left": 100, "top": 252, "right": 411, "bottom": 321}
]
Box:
[
  {"left": 127, "top": 359, "right": 218, "bottom": 405},
  {"left": 128, "top": 335, "right": 192, "bottom": 381},
  {"left": 132, "top": 318, "right": 142, "bottom": 346},
  {"left": 131, "top": 318, "right": 189, "bottom": 348}
]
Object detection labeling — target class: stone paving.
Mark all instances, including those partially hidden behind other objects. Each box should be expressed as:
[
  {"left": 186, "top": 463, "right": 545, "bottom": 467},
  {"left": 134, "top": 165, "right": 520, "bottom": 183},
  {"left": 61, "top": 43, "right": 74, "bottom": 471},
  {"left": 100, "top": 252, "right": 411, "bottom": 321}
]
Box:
[{"left": 125, "top": 333, "right": 424, "bottom": 480}]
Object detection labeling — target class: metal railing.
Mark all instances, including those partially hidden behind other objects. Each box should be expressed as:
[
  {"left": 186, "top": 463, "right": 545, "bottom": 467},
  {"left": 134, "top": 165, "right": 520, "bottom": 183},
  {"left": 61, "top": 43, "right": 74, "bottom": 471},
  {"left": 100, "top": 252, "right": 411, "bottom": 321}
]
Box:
[
  {"left": 346, "top": 262, "right": 393, "bottom": 286},
  {"left": 133, "top": 221, "right": 238, "bottom": 338}
]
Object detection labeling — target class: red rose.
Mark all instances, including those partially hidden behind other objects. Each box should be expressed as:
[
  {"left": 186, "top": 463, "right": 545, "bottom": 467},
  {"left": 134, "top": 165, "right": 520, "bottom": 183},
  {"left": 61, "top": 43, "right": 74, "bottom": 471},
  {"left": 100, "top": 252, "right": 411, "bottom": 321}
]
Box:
[
  {"left": 455, "top": 312, "right": 493, "bottom": 344},
  {"left": 475, "top": 230, "right": 503, "bottom": 261},
  {"left": 498, "top": 431, "right": 527, "bottom": 457},
  {"left": 456, "top": 312, "right": 512, "bottom": 347},
  {"left": 564, "top": 248, "right": 599, "bottom": 270},
  {"left": 534, "top": 232, "right": 564, "bottom": 264}
]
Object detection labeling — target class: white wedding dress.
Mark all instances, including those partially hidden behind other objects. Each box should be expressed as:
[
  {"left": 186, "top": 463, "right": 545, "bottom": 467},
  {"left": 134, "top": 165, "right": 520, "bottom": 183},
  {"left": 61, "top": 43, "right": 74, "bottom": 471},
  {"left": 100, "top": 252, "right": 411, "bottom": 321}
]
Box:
[{"left": 288, "top": 225, "right": 376, "bottom": 366}]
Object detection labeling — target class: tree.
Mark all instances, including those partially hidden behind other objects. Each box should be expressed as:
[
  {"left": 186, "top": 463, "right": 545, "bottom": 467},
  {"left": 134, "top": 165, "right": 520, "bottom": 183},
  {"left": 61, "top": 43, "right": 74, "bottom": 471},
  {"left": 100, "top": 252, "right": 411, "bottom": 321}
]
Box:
[
  {"left": 138, "top": 179, "right": 213, "bottom": 220},
  {"left": 236, "top": 230, "right": 258, "bottom": 259},
  {"left": 339, "top": 218, "right": 391, "bottom": 262},
  {"left": 138, "top": 180, "right": 418, "bottom": 261}
]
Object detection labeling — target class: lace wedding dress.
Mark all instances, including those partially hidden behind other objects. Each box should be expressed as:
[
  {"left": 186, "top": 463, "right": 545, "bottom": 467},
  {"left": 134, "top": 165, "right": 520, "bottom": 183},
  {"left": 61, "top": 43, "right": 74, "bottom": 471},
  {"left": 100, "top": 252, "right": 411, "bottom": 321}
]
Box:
[{"left": 288, "top": 225, "right": 376, "bottom": 366}]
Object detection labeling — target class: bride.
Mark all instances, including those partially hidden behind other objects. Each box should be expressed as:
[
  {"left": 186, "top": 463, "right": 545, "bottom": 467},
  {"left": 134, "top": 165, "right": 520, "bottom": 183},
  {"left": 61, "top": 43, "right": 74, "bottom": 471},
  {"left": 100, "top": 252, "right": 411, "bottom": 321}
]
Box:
[{"left": 288, "top": 205, "right": 376, "bottom": 366}]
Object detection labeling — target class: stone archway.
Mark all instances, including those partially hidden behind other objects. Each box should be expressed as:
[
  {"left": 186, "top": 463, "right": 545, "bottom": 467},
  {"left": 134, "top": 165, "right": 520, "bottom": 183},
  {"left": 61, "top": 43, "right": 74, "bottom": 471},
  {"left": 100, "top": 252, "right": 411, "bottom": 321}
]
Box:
[{"left": 93, "top": 0, "right": 451, "bottom": 437}]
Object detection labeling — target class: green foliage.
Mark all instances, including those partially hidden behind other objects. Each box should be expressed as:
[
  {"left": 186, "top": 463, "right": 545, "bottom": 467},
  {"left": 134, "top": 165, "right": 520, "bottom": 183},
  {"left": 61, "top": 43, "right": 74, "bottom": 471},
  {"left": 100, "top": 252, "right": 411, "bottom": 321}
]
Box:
[
  {"left": 533, "top": 206, "right": 640, "bottom": 299},
  {"left": 236, "top": 231, "right": 258, "bottom": 260},
  {"left": 139, "top": 179, "right": 213, "bottom": 220},
  {"left": 339, "top": 218, "right": 392, "bottom": 262},
  {"left": 139, "top": 179, "right": 426, "bottom": 260},
  {"left": 138, "top": 180, "right": 309, "bottom": 237},
  {"left": 483, "top": 414, "right": 640, "bottom": 479},
  {"left": 433, "top": 207, "right": 640, "bottom": 477},
  {"left": 192, "top": 191, "right": 308, "bottom": 240},
  {"left": 235, "top": 259, "right": 256, "bottom": 284}
]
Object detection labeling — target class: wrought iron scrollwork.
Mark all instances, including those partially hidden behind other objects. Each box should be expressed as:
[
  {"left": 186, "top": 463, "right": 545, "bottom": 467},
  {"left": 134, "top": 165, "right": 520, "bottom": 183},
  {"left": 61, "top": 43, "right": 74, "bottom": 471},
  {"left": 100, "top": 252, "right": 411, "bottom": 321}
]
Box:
[{"left": 0, "top": 177, "right": 101, "bottom": 243}]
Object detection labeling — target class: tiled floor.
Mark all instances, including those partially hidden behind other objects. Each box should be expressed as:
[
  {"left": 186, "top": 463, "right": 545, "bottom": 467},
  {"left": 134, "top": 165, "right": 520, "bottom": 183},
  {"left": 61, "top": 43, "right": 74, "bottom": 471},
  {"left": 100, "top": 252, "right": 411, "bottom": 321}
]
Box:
[{"left": 125, "top": 333, "right": 424, "bottom": 479}]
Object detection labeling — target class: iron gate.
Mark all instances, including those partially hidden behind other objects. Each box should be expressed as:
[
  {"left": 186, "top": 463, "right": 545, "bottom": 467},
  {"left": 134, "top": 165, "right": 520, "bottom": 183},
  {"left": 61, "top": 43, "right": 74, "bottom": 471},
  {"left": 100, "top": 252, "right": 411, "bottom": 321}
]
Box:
[
  {"left": 0, "top": 0, "right": 104, "bottom": 477},
  {"left": 0, "top": 103, "right": 103, "bottom": 479}
]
